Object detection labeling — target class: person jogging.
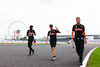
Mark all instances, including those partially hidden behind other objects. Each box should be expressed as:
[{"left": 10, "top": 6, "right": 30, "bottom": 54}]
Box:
[
  {"left": 46, "top": 24, "right": 60, "bottom": 61},
  {"left": 71, "top": 17, "right": 87, "bottom": 65},
  {"left": 27, "top": 25, "right": 36, "bottom": 56}
]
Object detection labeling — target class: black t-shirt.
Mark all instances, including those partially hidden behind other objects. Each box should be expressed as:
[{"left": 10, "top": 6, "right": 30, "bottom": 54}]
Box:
[
  {"left": 72, "top": 24, "right": 85, "bottom": 39},
  {"left": 27, "top": 30, "right": 36, "bottom": 40},
  {"left": 48, "top": 29, "right": 60, "bottom": 41}
]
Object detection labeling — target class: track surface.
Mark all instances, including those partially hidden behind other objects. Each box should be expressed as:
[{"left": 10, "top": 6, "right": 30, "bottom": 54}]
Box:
[{"left": 0, "top": 44, "right": 99, "bottom": 67}]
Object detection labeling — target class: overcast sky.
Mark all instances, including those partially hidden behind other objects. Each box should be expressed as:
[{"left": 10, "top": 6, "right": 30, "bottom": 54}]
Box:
[{"left": 0, "top": 0, "right": 100, "bottom": 39}]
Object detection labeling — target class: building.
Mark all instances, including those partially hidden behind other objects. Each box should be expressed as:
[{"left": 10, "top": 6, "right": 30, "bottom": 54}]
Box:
[{"left": 57, "top": 35, "right": 100, "bottom": 42}]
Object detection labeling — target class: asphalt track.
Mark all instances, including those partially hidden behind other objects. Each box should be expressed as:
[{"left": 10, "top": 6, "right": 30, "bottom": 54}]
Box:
[{"left": 0, "top": 44, "right": 99, "bottom": 67}]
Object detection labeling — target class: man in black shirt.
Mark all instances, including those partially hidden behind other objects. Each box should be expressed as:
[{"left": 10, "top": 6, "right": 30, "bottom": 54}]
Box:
[
  {"left": 27, "top": 25, "right": 36, "bottom": 56},
  {"left": 71, "top": 17, "right": 87, "bottom": 65},
  {"left": 46, "top": 24, "right": 60, "bottom": 61}
]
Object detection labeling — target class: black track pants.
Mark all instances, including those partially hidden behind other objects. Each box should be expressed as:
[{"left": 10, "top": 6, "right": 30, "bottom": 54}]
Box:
[
  {"left": 28, "top": 40, "right": 34, "bottom": 55},
  {"left": 75, "top": 39, "right": 84, "bottom": 62}
]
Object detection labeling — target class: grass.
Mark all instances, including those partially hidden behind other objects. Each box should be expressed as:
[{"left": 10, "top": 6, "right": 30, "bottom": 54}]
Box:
[
  {"left": 0, "top": 43, "right": 67, "bottom": 45},
  {"left": 0, "top": 43, "right": 100, "bottom": 45},
  {"left": 89, "top": 47, "right": 100, "bottom": 67}
]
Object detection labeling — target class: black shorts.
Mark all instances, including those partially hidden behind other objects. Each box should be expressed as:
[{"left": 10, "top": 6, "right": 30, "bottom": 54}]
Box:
[{"left": 50, "top": 40, "right": 56, "bottom": 47}]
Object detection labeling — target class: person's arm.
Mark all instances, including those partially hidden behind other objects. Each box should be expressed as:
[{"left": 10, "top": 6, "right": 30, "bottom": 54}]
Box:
[
  {"left": 27, "top": 34, "right": 29, "bottom": 36},
  {"left": 71, "top": 25, "right": 75, "bottom": 42},
  {"left": 31, "top": 30, "right": 36, "bottom": 36},
  {"left": 46, "top": 35, "right": 48, "bottom": 44},
  {"left": 31, "top": 33, "right": 36, "bottom": 36},
  {"left": 83, "top": 25, "right": 87, "bottom": 43},
  {"left": 84, "top": 31, "right": 87, "bottom": 43},
  {"left": 71, "top": 31, "right": 74, "bottom": 42},
  {"left": 55, "top": 26, "right": 61, "bottom": 33},
  {"left": 27, "top": 30, "right": 30, "bottom": 36},
  {"left": 34, "top": 33, "right": 36, "bottom": 36}
]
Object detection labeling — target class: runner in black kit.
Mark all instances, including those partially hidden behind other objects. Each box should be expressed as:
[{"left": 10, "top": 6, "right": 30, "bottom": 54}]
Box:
[
  {"left": 27, "top": 25, "right": 36, "bottom": 56},
  {"left": 71, "top": 17, "right": 87, "bottom": 65},
  {"left": 46, "top": 24, "right": 60, "bottom": 61}
]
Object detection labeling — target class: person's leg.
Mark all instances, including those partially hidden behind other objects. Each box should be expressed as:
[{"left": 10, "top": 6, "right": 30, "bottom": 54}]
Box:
[
  {"left": 79, "top": 40, "right": 84, "bottom": 63},
  {"left": 75, "top": 45, "right": 80, "bottom": 56},
  {"left": 75, "top": 40, "right": 80, "bottom": 56},
  {"left": 30, "top": 40, "right": 34, "bottom": 53},
  {"left": 72, "top": 44, "right": 74, "bottom": 48},
  {"left": 52, "top": 47, "right": 56, "bottom": 57},
  {"left": 75, "top": 39, "right": 83, "bottom": 64},
  {"left": 50, "top": 40, "right": 56, "bottom": 60},
  {"left": 72, "top": 42, "right": 74, "bottom": 48},
  {"left": 28, "top": 40, "right": 31, "bottom": 55}
]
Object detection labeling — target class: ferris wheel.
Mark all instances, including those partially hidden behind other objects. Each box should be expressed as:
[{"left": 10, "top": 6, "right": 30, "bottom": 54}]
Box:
[{"left": 8, "top": 21, "right": 27, "bottom": 40}]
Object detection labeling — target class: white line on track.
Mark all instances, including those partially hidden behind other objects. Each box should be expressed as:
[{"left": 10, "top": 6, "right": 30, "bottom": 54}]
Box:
[{"left": 80, "top": 46, "right": 100, "bottom": 67}]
